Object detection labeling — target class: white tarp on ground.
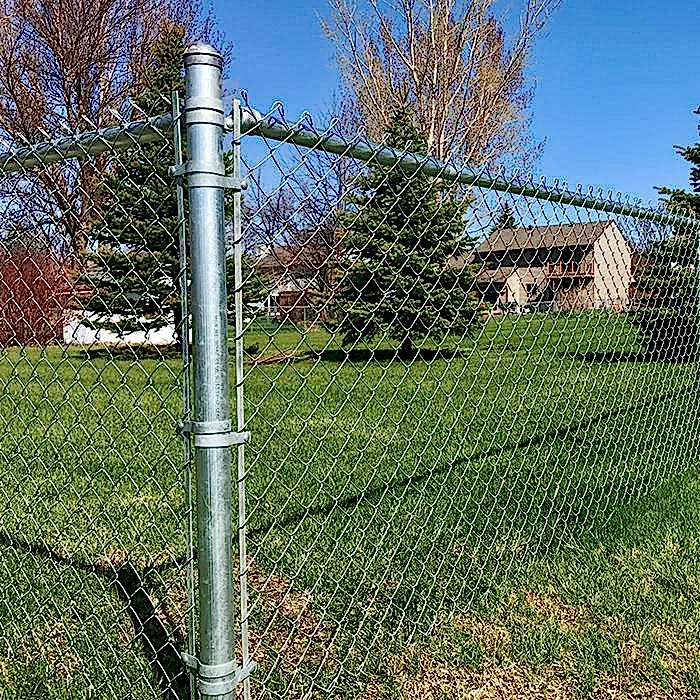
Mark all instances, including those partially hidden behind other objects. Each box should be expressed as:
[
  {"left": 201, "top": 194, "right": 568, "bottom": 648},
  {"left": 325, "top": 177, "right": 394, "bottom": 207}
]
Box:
[{"left": 63, "top": 312, "right": 177, "bottom": 346}]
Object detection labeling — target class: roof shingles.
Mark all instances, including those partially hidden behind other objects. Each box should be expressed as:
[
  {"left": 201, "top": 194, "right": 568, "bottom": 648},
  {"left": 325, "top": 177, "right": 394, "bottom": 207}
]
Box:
[{"left": 475, "top": 221, "right": 611, "bottom": 253}]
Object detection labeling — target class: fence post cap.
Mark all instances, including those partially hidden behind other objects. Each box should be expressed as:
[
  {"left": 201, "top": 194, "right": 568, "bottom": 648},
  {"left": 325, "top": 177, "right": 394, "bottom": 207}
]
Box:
[{"left": 184, "top": 42, "right": 223, "bottom": 68}]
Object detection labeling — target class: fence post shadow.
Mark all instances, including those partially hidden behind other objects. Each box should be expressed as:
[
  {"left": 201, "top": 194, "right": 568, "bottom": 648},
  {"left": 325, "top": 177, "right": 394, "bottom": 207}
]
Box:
[
  {"left": 112, "top": 560, "right": 190, "bottom": 700},
  {"left": 0, "top": 530, "right": 190, "bottom": 700}
]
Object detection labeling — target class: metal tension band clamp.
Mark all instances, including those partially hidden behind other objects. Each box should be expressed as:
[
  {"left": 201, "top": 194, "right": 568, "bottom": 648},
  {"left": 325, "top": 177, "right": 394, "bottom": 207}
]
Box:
[
  {"left": 167, "top": 162, "right": 247, "bottom": 191},
  {"left": 169, "top": 94, "right": 248, "bottom": 190},
  {"left": 179, "top": 419, "right": 250, "bottom": 448},
  {"left": 181, "top": 653, "right": 256, "bottom": 695}
]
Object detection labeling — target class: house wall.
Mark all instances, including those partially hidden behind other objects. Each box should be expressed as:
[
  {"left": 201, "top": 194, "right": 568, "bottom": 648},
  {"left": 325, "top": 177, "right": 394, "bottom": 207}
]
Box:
[
  {"left": 552, "top": 279, "right": 594, "bottom": 310},
  {"left": 501, "top": 267, "right": 547, "bottom": 306},
  {"left": 499, "top": 258, "right": 599, "bottom": 311},
  {"left": 593, "top": 224, "right": 632, "bottom": 309},
  {"left": 64, "top": 312, "right": 177, "bottom": 346},
  {"left": 477, "top": 226, "right": 632, "bottom": 312}
]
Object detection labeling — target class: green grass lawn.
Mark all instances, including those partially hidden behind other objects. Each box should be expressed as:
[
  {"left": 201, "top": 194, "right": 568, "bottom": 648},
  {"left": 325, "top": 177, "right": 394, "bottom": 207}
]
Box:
[{"left": 1, "top": 312, "right": 700, "bottom": 699}]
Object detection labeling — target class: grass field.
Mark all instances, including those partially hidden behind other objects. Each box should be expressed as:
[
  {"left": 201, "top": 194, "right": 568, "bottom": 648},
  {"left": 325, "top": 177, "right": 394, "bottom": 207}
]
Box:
[{"left": 1, "top": 311, "right": 700, "bottom": 699}]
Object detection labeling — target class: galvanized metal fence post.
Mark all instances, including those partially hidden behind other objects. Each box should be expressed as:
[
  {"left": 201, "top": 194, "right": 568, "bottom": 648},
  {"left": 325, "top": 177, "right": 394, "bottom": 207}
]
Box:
[{"left": 180, "top": 42, "right": 251, "bottom": 699}]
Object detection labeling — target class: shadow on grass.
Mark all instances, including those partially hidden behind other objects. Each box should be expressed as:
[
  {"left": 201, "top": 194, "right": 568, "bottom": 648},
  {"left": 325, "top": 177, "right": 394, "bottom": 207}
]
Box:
[
  {"left": 247, "top": 346, "right": 468, "bottom": 365},
  {"left": 571, "top": 350, "right": 650, "bottom": 363},
  {"left": 69, "top": 345, "right": 182, "bottom": 361},
  {"left": 315, "top": 347, "right": 466, "bottom": 364},
  {"left": 248, "top": 385, "right": 693, "bottom": 540},
  {"left": 0, "top": 530, "right": 189, "bottom": 700},
  {"left": 569, "top": 350, "right": 694, "bottom": 363}
]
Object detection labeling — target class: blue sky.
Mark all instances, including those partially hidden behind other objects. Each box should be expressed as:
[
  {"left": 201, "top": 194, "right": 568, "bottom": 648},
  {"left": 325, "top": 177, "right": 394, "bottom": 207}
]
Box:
[{"left": 215, "top": 0, "right": 700, "bottom": 205}]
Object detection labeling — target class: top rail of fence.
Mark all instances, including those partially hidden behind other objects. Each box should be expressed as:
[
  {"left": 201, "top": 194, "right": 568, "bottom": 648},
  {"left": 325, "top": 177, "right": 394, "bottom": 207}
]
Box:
[
  {"left": 235, "top": 104, "right": 700, "bottom": 231},
  {"left": 0, "top": 113, "right": 174, "bottom": 174},
  {"left": 5, "top": 101, "right": 695, "bottom": 232}
]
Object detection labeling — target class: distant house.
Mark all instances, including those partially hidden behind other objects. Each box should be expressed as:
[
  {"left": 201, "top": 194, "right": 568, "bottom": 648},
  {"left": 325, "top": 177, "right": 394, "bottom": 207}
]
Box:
[
  {"left": 461, "top": 221, "right": 633, "bottom": 312},
  {"left": 254, "top": 243, "right": 328, "bottom": 323}
]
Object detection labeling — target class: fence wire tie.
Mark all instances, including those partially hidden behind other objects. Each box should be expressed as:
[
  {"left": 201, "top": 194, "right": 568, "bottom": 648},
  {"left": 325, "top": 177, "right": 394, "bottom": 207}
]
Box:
[
  {"left": 167, "top": 162, "right": 248, "bottom": 191},
  {"left": 181, "top": 652, "right": 256, "bottom": 695},
  {"left": 178, "top": 419, "right": 250, "bottom": 448}
]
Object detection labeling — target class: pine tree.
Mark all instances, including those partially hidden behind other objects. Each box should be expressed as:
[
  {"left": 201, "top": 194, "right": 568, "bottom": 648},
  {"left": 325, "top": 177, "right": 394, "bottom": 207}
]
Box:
[
  {"left": 331, "top": 106, "right": 482, "bottom": 354},
  {"left": 658, "top": 105, "right": 700, "bottom": 217},
  {"left": 633, "top": 107, "right": 700, "bottom": 360},
  {"left": 82, "top": 22, "right": 186, "bottom": 341}
]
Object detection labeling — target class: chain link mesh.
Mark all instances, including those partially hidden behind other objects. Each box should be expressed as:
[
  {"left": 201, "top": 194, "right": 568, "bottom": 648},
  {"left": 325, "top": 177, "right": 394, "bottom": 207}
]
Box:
[
  {"left": 234, "top": 101, "right": 700, "bottom": 699},
  {"left": 3, "top": 78, "right": 700, "bottom": 699},
  {"left": 0, "top": 101, "right": 196, "bottom": 698}
]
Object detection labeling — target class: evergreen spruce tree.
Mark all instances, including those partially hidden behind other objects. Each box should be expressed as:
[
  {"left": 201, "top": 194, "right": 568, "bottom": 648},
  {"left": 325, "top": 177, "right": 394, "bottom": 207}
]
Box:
[
  {"left": 83, "top": 23, "right": 186, "bottom": 341},
  {"left": 331, "top": 106, "right": 482, "bottom": 354},
  {"left": 658, "top": 106, "right": 700, "bottom": 217},
  {"left": 491, "top": 202, "right": 516, "bottom": 233},
  {"left": 633, "top": 107, "right": 700, "bottom": 360}
]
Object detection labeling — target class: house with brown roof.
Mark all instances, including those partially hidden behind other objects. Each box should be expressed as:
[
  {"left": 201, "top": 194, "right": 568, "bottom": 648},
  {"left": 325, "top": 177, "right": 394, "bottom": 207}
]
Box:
[{"left": 467, "top": 221, "right": 632, "bottom": 312}]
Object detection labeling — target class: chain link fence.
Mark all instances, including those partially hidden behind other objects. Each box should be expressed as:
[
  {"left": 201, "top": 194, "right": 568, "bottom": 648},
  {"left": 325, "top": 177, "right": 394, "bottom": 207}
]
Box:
[
  {"left": 0, "top": 99, "right": 197, "bottom": 698},
  {"left": 2, "top": 41, "right": 700, "bottom": 700},
  {"left": 234, "top": 102, "right": 700, "bottom": 698}
]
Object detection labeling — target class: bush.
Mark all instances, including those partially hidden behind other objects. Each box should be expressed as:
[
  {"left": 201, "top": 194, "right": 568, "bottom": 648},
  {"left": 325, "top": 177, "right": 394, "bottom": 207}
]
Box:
[{"left": 0, "top": 244, "right": 74, "bottom": 346}]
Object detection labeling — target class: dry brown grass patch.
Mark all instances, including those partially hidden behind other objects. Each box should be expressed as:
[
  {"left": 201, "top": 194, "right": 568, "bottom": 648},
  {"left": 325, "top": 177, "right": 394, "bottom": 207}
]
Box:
[
  {"left": 155, "top": 571, "right": 189, "bottom": 644},
  {"left": 10, "top": 621, "right": 82, "bottom": 681},
  {"left": 95, "top": 547, "right": 130, "bottom": 573},
  {"left": 524, "top": 592, "right": 588, "bottom": 631},
  {"left": 245, "top": 559, "right": 338, "bottom": 694},
  {"left": 385, "top": 647, "right": 575, "bottom": 700},
  {"left": 649, "top": 624, "right": 700, "bottom": 676},
  {"left": 452, "top": 615, "right": 511, "bottom": 656},
  {"left": 116, "top": 615, "right": 135, "bottom": 648},
  {"left": 592, "top": 672, "right": 694, "bottom": 700},
  {"left": 620, "top": 640, "right": 646, "bottom": 672}
]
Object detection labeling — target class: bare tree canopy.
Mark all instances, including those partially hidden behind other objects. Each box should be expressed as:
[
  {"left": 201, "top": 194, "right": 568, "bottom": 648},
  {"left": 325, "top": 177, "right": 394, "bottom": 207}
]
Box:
[
  {"left": 0, "top": 0, "right": 229, "bottom": 138},
  {"left": 0, "top": 0, "right": 227, "bottom": 255},
  {"left": 322, "top": 0, "right": 559, "bottom": 166},
  {"left": 0, "top": 0, "right": 159, "bottom": 140}
]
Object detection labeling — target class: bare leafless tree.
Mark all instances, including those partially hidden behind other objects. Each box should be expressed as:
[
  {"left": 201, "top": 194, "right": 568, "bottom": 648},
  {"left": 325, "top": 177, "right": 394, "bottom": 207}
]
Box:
[
  {"left": 243, "top": 184, "right": 300, "bottom": 255},
  {"left": 322, "top": 0, "right": 559, "bottom": 166},
  {"left": 0, "top": 0, "right": 228, "bottom": 255}
]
